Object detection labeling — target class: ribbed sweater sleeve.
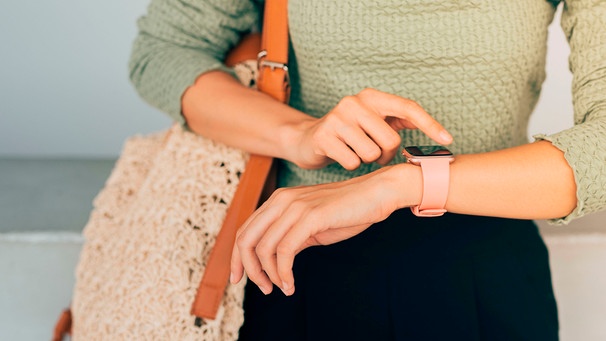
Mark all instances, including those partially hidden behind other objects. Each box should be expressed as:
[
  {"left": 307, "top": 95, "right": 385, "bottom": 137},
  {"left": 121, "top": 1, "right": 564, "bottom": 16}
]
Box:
[
  {"left": 128, "top": 0, "right": 261, "bottom": 124},
  {"left": 535, "top": 0, "right": 606, "bottom": 224}
]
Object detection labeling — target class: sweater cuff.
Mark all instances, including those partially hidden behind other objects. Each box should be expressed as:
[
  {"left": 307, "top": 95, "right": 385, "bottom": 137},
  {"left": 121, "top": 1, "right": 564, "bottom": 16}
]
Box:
[{"left": 533, "top": 120, "right": 606, "bottom": 225}]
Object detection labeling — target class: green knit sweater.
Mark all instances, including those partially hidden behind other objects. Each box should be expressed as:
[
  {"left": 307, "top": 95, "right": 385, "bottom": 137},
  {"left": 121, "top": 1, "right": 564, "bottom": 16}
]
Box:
[{"left": 129, "top": 0, "right": 606, "bottom": 224}]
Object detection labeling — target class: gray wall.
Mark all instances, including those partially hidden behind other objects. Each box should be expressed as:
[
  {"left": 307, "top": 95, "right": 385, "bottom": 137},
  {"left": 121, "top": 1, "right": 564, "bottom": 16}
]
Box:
[
  {"left": 0, "top": 0, "right": 169, "bottom": 158},
  {"left": 0, "top": 3, "right": 571, "bottom": 156}
]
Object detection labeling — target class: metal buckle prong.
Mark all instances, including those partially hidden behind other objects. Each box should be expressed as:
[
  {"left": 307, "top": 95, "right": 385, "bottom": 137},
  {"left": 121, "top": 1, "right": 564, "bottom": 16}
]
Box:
[
  {"left": 257, "top": 50, "right": 288, "bottom": 71},
  {"left": 257, "top": 50, "right": 290, "bottom": 84}
]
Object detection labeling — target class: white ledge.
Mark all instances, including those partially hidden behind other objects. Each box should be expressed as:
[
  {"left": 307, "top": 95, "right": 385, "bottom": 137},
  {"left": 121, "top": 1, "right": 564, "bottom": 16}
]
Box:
[
  {"left": 0, "top": 231, "right": 84, "bottom": 244},
  {"left": 542, "top": 233, "right": 606, "bottom": 245}
]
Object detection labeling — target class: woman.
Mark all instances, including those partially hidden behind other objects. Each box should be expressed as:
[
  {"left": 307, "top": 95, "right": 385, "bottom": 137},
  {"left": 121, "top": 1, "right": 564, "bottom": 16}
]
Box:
[{"left": 129, "top": 0, "right": 606, "bottom": 339}]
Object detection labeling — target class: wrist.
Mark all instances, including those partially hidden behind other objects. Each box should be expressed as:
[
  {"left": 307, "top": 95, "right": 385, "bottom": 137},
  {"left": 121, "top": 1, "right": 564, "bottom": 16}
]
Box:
[
  {"left": 381, "top": 163, "right": 423, "bottom": 210},
  {"left": 278, "top": 115, "right": 314, "bottom": 162},
  {"left": 278, "top": 115, "right": 322, "bottom": 168}
]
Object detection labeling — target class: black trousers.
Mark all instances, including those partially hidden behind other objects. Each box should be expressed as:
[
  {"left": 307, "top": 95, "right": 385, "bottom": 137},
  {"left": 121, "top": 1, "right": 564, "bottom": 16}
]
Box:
[{"left": 239, "top": 209, "right": 559, "bottom": 341}]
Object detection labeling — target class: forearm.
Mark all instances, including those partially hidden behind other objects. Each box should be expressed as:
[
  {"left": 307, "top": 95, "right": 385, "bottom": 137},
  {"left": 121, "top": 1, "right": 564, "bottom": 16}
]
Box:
[
  {"left": 391, "top": 141, "right": 577, "bottom": 220},
  {"left": 182, "top": 70, "right": 313, "bottom": 160}
]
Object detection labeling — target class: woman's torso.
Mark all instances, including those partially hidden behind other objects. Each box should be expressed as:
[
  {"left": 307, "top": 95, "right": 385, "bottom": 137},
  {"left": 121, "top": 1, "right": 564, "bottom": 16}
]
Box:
[{"left": 280, "top": 0, "right": 558, "bottom": 187}]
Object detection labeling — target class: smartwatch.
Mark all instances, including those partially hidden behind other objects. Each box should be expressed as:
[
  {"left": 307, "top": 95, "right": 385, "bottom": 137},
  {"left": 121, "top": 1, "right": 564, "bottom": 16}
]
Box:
[{"left": 402, "top": 146, "right": 454, "bottom": 217}]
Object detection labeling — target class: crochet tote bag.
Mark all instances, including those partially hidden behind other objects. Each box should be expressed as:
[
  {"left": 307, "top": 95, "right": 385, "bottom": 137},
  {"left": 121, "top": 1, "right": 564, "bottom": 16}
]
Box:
[
  {"left": 70, "top": 66, "right": 256, "bottom": 340},
  {"left": 53, "top": 1, "right": 289, "bottom": 339}
]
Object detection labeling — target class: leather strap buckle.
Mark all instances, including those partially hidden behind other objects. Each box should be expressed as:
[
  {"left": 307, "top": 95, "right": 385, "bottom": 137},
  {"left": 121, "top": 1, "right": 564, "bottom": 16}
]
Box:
[{"left": 257, "top": 50, "right": 290, "bottom": 85}]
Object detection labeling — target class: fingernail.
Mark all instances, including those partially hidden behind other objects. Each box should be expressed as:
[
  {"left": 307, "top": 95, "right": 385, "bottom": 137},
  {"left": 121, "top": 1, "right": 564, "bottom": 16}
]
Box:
[
  {"left": 281, "top": 281, "right": 293, "bottom": 296},
  {"left": 440, "top": 131, "right": 453, "bottom": 144},
  {"left": 260, "top": 285, "right": 272, "bottom": 295},
  {"left": 229, "top": 272, "right": 235, "bottom": 284}
]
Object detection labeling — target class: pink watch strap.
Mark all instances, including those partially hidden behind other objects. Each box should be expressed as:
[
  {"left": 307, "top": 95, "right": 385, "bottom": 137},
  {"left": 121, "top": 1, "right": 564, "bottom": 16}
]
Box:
[{"left": 411, "top": 158, "right": 451, "bottom": 217}]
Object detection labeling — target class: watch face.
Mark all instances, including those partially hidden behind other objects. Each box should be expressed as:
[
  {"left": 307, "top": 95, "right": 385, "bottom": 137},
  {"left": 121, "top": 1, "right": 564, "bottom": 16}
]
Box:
[{"left": 404, "top": 146, "right": 453, "bottom": 157}]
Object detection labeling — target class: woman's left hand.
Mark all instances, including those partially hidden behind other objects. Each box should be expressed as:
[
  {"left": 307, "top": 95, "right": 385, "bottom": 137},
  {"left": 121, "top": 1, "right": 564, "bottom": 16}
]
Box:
[{"left": 230, "top": 164, "right": 419, "bottom": 296}]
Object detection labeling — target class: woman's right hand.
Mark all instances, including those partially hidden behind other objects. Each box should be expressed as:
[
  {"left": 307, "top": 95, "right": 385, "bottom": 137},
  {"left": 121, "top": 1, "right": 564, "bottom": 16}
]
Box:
[{"left": 286, "top": 88, "right": 453, "bottom": 170}]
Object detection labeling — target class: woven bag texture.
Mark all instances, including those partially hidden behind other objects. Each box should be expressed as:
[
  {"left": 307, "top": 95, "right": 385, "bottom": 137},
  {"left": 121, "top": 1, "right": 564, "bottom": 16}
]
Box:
[{"left": 71, "top": 61, "right": 257, "bottom": 340}]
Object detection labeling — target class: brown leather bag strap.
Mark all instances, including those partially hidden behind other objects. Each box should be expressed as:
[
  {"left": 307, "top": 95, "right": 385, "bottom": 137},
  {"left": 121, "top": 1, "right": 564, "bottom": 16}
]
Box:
[
  {"left": 52, "top": 308, "right": 72, "bottom": 341},
  {"left": 258, "top": 0, "right": 290, "bottom": 103},
  {"left": 190, "top": 0, "right": 289, "bottom": 320}
]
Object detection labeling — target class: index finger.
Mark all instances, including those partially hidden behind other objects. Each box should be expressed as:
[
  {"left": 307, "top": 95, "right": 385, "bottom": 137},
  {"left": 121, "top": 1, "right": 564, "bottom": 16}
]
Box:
[{"left": 356, "top": 88, "right": 453, "bottom": 145}]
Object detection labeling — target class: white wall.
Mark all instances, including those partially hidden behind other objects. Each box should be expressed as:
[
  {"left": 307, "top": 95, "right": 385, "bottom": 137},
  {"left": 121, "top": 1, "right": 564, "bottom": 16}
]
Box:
[{"left": 528, "top": 6, "right": 574, "bottom": 138}]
